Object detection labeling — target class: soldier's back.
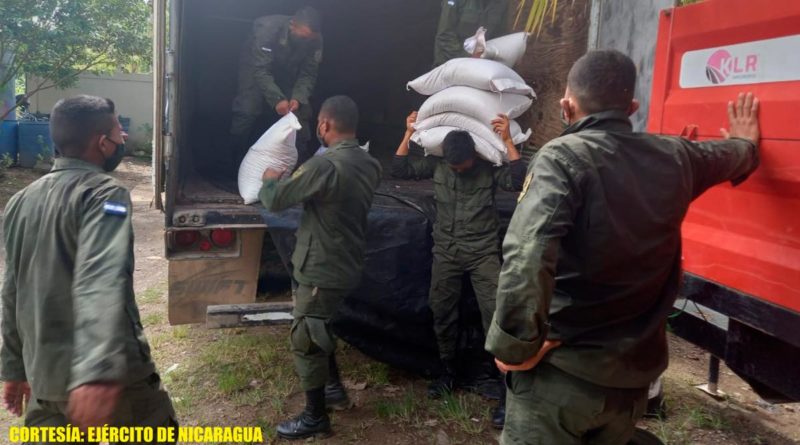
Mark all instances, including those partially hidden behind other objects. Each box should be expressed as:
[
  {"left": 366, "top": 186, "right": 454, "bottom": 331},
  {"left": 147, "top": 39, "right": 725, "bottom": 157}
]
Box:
[{"left": 3, "top": 158, "right": 155, "bottom": 401}]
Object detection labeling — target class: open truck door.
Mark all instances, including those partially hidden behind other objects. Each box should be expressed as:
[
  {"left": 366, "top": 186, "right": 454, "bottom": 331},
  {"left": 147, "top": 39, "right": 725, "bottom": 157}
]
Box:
[
  {"left": 152, "top": 0, "right": 166, "bottom": 211},
  {"left": 155, "top": 0, "right": 269, "bottom": 325},
  {"left": 649, "top": 0, "right": 800, "bottom": 402}
]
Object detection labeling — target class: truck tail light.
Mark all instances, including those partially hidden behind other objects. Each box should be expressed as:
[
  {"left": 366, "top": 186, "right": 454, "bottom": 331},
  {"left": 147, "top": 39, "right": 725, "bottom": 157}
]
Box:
[
  {"left": 175, "top": 230, "right": 200, "bottom": 247},
  {"left": 211, "top": 229, "right": 235, "bottom": 247},
  {"left": 167, "top": 228, "right": 240, "bottom": 259}
]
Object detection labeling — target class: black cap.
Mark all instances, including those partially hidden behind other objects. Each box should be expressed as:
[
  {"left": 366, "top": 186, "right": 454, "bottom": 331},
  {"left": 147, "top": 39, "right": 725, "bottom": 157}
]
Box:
[{"left": 293, "top": 6, "right": 322, "bottom": 33}]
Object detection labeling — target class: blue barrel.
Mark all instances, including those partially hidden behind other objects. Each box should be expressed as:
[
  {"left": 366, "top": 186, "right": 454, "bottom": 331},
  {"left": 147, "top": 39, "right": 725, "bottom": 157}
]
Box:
[
  {"left": 0, "top": 121, "right": 18, "bottom": 164},
  {"left": 17, "top": 121, "right": 53, "bottom": 168}
]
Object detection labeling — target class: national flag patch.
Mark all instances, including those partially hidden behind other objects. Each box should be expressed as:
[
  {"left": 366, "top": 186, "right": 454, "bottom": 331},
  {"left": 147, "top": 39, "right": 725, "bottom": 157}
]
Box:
[{"left": 103, "top": 201, "right": 128, "bottom": 216}]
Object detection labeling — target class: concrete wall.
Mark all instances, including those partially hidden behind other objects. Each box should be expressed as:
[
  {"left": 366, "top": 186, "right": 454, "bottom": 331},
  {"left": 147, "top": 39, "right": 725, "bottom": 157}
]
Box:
[
  {"left": 27, "top": 73, "right": 153, "bottom": 144},
  {"left": 589, "top": 0, "right": 675, "bottom": 131}
]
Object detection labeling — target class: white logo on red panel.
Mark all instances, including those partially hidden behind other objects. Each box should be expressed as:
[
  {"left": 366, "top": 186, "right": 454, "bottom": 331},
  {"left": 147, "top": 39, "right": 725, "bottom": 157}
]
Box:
[{"left": 705, "top": 49, "right": 759, "bottom": 84}]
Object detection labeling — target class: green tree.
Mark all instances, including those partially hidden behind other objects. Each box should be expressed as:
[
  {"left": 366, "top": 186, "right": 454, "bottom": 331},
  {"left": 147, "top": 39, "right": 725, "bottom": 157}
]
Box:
[{"left": 0, "top": 0, "right": 152, "bottom": 119}]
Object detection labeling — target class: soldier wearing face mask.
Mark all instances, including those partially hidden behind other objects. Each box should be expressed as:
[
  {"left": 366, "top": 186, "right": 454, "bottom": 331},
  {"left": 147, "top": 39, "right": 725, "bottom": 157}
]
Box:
[
  {"left": 229, "top": 6, "right": 323, "bottom": 171},
  {"left": 391, "top": 112, "right": 526, "bottom": 429},
  {"left": 488, "top": 50, "right": 760, "bottom": 445},
  {"left": 1, "top": 95, "right": 177, "bottom": 437},
  {"left": 259, "top": 96, "right": 381, "bottom": 440}
]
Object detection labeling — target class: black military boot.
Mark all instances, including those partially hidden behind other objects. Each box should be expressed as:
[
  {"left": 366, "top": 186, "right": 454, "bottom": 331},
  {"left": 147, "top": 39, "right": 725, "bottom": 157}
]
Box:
[
  {"left": 276, "top": 387, "right": 331, "bottom": 440},
  {"left": 428, "top": 359, "right": 456, "bottom": 399},
  {"left": 491, "top": 381, "right": 506, "bottom": 429},
  {"left": 325, "top": 355, "right": 354, "bottom": 411},
  {"left": 644, "top": 389, "right": 666, "bottom": 419}
]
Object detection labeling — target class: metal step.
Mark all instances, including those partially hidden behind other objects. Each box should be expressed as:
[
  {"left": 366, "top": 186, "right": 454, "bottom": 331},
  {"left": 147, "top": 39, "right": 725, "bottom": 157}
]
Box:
[{"left": 206, "top": 301, "right": 293, "bottom": 329}]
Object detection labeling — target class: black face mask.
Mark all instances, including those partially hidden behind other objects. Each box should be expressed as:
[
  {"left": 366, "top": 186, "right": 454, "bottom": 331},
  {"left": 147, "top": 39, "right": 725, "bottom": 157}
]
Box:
[{"left": 103, "top": 137, "right": 126, "bottom": 172}]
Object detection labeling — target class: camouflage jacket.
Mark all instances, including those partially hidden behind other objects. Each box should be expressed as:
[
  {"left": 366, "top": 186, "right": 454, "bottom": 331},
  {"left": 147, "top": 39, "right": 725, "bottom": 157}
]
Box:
[
  {"left": 486, "top": 110, "right": 759, "bottom": 388},
  {"left": 260, "top": 139, "right": 382, "bottom": 290},
  {"left": 1, "top": 158, "right": 155, "bottom": 400},
  {"left": 392, "top": 155, "right": 525, "bottom": 256},
  {"left": 241, "top": 15, "right": 323, "bottom": 108}
]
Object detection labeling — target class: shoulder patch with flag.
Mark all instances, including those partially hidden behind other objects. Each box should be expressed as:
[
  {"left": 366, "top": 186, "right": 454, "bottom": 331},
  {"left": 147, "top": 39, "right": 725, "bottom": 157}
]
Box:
[
  {"left": 291, "top": 164, "right": 307, "bottom": 180},
  {"left": 103, "top": 201, "right": 128, "bottom": 216}
]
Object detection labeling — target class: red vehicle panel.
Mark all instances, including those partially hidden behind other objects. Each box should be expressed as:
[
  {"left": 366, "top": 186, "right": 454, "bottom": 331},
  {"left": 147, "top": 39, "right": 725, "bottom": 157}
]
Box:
[{"left": 648, "top": 0, "right": 800, "bottom": 313}]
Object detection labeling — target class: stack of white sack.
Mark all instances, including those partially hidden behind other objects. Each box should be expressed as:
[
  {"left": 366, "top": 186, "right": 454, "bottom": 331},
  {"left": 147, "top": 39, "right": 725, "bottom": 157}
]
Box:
[
  {"left": 407, "top": 50, "right": 534, "bottom": 166},
  {"left": 412, "top": 116, "right": 530, "bottom": 166},
  {"left": 238, "top": 112, "right": 301, "bottom": 205},
  {"left": 407, "top": 58, "right": 533, "bottom": 96},
  {"left": 464, "top": 28, "right": 530, "bottom": 68}
]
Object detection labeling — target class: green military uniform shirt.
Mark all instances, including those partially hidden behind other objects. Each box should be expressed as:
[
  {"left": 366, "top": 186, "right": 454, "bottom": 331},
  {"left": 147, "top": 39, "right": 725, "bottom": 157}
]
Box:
[
  {"left": 486, "top": 110, "right": 759, "bottom": 388},
  {"left": 260, "top": 139, "right": 382, "bottom": 290},
  {"left": 1, "top": 158, "right": 156, "bottom": 401},
  {"left": 244, "top": 15, "right": 323, "bottom": 109},
  {"left": 391, "top": 155, "right": 525, "bottom": 256},
  {"left": 434, "top": 0, "right": 512, "bottom": 66}
]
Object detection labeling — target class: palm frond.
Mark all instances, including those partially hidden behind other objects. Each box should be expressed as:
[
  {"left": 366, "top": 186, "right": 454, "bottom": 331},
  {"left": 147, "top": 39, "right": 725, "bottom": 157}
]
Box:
[{"left": 515, "top": 0, "right": 564, "bottom": 37}]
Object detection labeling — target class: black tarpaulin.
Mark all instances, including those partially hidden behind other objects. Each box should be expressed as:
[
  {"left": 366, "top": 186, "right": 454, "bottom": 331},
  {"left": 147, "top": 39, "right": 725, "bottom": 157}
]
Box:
[{"left": 260, "top": 179, "right": 517, "bottom": 394}]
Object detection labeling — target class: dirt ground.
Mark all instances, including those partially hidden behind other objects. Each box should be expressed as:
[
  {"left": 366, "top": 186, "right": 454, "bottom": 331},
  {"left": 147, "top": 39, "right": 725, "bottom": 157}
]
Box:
[{"left": 0, "top": 160, "right": 798, "bottom": 444}]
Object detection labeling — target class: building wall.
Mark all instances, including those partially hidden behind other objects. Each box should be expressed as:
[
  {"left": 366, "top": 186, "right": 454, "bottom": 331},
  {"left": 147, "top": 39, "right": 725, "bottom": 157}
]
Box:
[
  {"left": 589, "top": 0, "right": 676, "bottom": 131},
  {"left": 27, "top": 73, "right": 153, "bottom": 144}
]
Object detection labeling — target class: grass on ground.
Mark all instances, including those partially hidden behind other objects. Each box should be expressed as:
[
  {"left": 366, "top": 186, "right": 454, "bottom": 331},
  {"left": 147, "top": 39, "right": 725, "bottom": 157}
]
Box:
[
  {"left": 641, "top": 378, "right": 780, "bottom": 445},
  {"left": 133, "top": 281, "right": 796, "bottom": 444}
]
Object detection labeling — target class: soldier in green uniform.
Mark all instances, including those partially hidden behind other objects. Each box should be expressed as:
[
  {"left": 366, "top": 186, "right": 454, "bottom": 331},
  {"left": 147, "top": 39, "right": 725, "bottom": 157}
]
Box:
[
  {"left": 259, "top": 96, "right": 381, "bottom": 440},
  {"left": 1, "top": 96, "right": 176, "bottom": 441},
  {"left": 487, "top": 50, "right": 761, "bottom": 444},
  {"left": 433, "top": 0, "right": 512, "bottom": 66},
  {"left": 230, "top": 6, "right": 323, "bottom": 166},
  {"left": 392, "top": 112, "right": 525, "bottom": 428}
]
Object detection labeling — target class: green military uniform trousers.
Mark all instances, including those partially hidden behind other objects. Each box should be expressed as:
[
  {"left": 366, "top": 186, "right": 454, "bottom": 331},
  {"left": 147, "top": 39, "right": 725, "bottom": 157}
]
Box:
[
  {"left": 24, "top": 374, "right": 177, "bottom": 445},
  {"left": 502, "top": 363, "right": 648, "bottom": 445},
  {"left": 290, "top": 284, "right": 348, "bottom": 391},
  {"left": 429, "top": 244, "right": 500, "bottom": 361},
  {"left": 230, "top": 65, "right": 312, "bottom": 148}
]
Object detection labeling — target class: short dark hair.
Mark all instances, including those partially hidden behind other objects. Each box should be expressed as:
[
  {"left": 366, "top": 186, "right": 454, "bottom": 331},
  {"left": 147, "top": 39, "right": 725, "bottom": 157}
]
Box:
[
  {"left": 293, "top": 6, "right": 322, "bottom": 33},
  {"left": 442, "top": 131, "right": 476, "bottom": 165},
  {"left": 567, "top": 50, "right": 637, "bottom": 115},
  {"left": 319, "top": 95, "right": 359, "bottom": 133},
  {"left": 50, "top": 95, "right": 116, "bottom": 156}
]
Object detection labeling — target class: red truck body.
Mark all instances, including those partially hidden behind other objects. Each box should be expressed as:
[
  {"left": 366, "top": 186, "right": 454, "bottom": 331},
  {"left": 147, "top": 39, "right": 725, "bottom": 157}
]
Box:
[
  {"left": 649, "top": 0, "right": 800, "bottom": 312},
  {"left": 649, "top": 0, "right": 800, "bottom": 401}
]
